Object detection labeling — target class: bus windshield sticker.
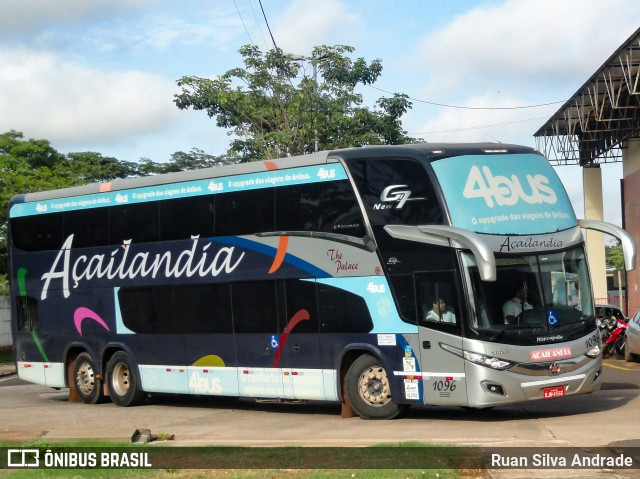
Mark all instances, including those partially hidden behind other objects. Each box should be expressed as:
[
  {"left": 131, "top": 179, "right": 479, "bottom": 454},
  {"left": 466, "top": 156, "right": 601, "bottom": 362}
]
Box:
[
  {"left": 376, "top": 185, "right": 426, "bottom": 210},
  {"left": 377, "top": 334, "right": 396, "bottom": 346},
  {"left": 431, "top": 153, "right": 577, "bottom": 235}
]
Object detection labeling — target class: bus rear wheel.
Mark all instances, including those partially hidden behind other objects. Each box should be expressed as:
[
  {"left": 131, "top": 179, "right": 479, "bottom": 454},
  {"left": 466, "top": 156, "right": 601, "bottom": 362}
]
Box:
[
  {"left": 345, "top": 354, "right": 404, "bottom": 420},
  {"left": 106, "top": 352, "right": 147, "bottom": 407},
  {"left": 73, "top": 352, "right": 105, "bottom": 404}
]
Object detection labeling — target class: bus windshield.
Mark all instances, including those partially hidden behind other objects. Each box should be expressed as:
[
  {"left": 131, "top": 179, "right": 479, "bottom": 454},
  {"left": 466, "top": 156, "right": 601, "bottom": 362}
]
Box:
[{"left": 464, "top": 246, "right": 595, "bottom": 345}]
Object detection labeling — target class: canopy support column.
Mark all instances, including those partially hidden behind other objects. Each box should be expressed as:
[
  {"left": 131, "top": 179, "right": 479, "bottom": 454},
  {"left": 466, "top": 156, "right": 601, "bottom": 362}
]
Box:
[{"left": 583, "top": 166, "right": 607, "bottom": 302}]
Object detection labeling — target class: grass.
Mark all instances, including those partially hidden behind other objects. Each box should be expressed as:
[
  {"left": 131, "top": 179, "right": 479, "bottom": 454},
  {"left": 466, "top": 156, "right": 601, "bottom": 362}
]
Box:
[
  {"left": 0, "top": 440, "right": 478, "bottom": 479},
  {"left": 0, "top": 470, "right": 464, "bottom": 478}
]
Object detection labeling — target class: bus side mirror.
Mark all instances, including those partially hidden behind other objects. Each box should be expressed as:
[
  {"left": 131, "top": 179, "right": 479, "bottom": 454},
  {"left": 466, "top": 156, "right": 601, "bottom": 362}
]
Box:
[{"left": 578, "top": 220, "right": 637, "bottom": 271}]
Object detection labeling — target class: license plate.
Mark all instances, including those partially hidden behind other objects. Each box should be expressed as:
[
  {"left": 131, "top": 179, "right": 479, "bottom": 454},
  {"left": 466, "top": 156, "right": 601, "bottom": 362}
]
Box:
[{"left": 543, "top": 386, "right": 565, "bottom": 399}]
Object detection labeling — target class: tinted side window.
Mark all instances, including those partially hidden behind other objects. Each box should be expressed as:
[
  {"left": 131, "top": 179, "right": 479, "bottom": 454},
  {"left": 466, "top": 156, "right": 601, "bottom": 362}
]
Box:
[
  {"left": 63, "top": 207, "right": 110, "bottom": 248},
  {"left": 160, "top": 196, "right": 215, "bottom": 241},
  {"left": 110, "top": 202, "right": 159, "bottom": 243},
  {"left": 389, "top": 274, "right": 416, "bottom": 324},
  {"left": 284, "top": 280, "right": 318, "bottom": 333},
  {"left": 232, "top": 281, "right": 279, "bottom": 333},
  {"left": 119, "top": 286, "right": 166, "bottom": 333},
  {"left": 11, "top": 213, "right": 63, "bottom": 251},
  {"left": 177, "top": 283, "right": 232, "bottom": 333},
  {"left": 118, "top": 284, "right": 232, "bottom": 334},
  {"left": 276, "top": 181, "right": 366, "bottom": 237},
  {"left": 347, "top": 158, "right": 443, "bottom": 226},
  {"left": 318, "top": 283, "right": 372, "bottom": 333},
  {"left": 16, "top": 296, "right": 39, "bottom": 332},
  {"left": 216, "top": 189, "right": 274, "bottom": 236},
  {"left": 416, "top": 271, "right": 460, "bottom": 330}
]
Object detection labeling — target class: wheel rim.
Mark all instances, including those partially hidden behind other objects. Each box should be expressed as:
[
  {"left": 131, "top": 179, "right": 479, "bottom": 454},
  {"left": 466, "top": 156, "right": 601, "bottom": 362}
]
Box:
[
  {"left": 357, "top": 366, "right": 391, "bottom": 407},
  {"left": 76, "top": 361, "right": 96, "bottom": 396},
  {"left": 111, "top": 362, "right": 131, "bottom": 397}
]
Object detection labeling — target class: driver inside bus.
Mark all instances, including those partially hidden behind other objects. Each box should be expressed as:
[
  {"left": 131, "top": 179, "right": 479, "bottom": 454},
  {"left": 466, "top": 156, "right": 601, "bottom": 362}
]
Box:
[
  {"left": 425, "top": 297, "right": 455, "bottom": 323},
  {"left": 503, "top": 284, "right": 533, "bottom": 324}
]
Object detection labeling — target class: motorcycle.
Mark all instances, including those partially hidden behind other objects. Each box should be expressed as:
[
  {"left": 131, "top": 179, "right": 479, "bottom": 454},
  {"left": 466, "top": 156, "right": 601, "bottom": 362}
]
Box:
[
  {"left": 597, "top": 315, "right": 618, "bottom": 343},
  {"left": 602, "top": 318, "right": 628, "bottom": 358}
]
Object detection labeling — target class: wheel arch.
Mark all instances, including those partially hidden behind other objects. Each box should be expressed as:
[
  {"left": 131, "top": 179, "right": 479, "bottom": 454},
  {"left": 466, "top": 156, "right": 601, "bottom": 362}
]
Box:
[
  {"left": 101, "top": 342, "right": 144, "bottom": 392},
  {"left": 64, "top": 342, "right": 100, "bottom": 388},
  {"left": 336, "top": 343, "right": 399, "bottom": 404}
]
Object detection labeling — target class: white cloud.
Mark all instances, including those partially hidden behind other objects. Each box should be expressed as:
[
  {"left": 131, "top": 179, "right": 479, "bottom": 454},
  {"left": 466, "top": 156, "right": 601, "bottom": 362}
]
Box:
[
  {"left": 84, "top": 10, "right": 242, "bottom": 56},
  {"left": 404, "top": 0, "right": 639, "bottom": 226},
  {"left": 414, "top": 0, "right": 640, "bottom": 97},
  {"left": 271, "top": 0, "right": 361, "bottom": 55},
  {"left": 0, "top": 0, "right": 152, "bottom": 37},
  {"left": 0, "top": 48, "right": 179, "bottom": 147},
  {"left": 409, "top": 93, "right": 554, "bottom": 146},
  {"left": 409, "top": 92, "right": 625, "bottom": 226}
]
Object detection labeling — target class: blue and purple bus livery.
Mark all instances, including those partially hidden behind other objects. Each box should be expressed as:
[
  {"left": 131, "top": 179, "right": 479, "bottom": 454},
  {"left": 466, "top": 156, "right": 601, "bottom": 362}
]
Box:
[{"left": 8, "top": 143, "right": 635, "bottom": 419}]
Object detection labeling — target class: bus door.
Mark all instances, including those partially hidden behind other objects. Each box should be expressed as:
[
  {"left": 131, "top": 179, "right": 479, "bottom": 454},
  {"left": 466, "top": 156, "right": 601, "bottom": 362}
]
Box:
[
  {"left": 277, "top": 280, "right": 325, "bottom": 400},
  {"left": 415, "top": 272, "right": 467, "bottom": 405},
  {"left": 231, "top": 281, "right": 284, "bottom": 399}
]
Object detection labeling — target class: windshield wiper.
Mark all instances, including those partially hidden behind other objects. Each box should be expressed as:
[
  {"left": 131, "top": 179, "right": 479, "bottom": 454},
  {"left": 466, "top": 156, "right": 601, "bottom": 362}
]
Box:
[
  {"left": 555, "top": 319, "right": 592, "bottom": 332},
  {"left": 490, "top": 325, "right": 536, "bottom": 342}
]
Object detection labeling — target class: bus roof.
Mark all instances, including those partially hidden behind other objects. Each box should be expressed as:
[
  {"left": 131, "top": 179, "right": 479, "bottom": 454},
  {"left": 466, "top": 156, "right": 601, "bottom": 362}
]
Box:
[{"left": 10, "top": 142, "right": 538, "bottom": 206}]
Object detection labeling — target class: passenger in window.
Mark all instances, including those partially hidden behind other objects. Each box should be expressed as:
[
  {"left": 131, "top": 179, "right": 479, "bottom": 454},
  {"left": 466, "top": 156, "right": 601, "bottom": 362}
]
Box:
[
  {"left": 425, "top": 298, "right": 455, "bottom": 323},
  {"left": 503, "top": 285, "right": 533, "bottom": 324}
]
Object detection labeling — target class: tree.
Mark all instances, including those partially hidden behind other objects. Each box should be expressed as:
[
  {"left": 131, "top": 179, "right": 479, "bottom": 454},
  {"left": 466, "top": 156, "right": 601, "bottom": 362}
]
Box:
[
  {"left": 137, "top": 148, "right": 238, "bottom": 175},
  {"left": 66, "top": 152, "right": 139, "bottom": 183},
  {"left": 0, "top": 132, "right": 73, "bottom": 293},
  {"left": 606, "top": 241, "right": 625, "bottom": 271},
  {"left": 0, "top": 131, "right": 146, "bottom": 293},
  {"left": 0, "top": 131, "right": 239, "bottom": 294},
  {"left": 174, "top": 45, "right": 416, "bottom": 161}
]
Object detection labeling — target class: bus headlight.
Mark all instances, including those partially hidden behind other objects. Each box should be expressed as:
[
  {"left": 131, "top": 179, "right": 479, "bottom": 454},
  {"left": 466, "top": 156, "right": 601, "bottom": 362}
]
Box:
[
  {"left": 440, "top": 343, "right": 515, "bottom": 370},
  {"left": 585, "top": 345, "right": 601, "bottom": 358}
]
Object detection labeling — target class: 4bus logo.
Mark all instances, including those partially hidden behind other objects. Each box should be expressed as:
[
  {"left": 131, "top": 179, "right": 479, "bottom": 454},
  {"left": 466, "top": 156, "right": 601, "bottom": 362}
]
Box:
[
  {"left": 317, "top": 167, "right": 336, "bottom": 180},
  {"left": 375, "top": 185, "right": 425, "bottom": 210},
  {"left": 463, "top": 165, "right": 557, "bottom": 207}
]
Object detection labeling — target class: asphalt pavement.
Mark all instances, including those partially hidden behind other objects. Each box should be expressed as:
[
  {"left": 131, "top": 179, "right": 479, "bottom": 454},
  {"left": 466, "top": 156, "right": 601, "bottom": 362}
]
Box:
[{"left": 1, "top": 360, "right": 639, "bottom": 478}]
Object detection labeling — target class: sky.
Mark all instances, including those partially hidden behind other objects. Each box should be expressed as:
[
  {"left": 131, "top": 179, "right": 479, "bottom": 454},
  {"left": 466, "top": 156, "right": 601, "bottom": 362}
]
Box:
[{"left": 1, "top": 0, "right": 639, "bottom": 227}]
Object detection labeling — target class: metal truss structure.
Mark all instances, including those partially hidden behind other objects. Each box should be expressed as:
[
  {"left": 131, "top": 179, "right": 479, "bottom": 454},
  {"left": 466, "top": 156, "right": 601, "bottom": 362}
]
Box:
[{"left": 534, "top": 27, "right": 640, "bottom": 166}]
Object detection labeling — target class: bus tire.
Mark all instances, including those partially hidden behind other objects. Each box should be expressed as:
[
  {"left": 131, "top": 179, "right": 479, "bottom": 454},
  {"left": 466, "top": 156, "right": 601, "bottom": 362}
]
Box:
[
  {"left": 106, "top": 351, "right": 147, "bottom": 407},
  {"left": 73, "top": 352, "right": 105, "bottom": 404},
  {"left": 345, "top": 354, "right": 404, "bottom": 420}
]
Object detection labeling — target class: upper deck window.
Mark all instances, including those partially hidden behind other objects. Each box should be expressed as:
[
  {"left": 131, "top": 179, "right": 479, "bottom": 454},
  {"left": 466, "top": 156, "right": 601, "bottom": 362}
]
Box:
[
  {"left": 275, "top": 180, "right": 365, "bottom": 237},
  {"left": 10, "top": 171, "right": 365, "bottom": 251},
  {"left": 347, "top": 158, "right": 443, "bottom": 226}
]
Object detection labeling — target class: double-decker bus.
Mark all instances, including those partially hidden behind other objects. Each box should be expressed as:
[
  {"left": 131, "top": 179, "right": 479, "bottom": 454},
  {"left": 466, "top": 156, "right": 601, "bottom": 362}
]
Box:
[{"left": 8, "top": 143, "right": 636, "bottom": 419}]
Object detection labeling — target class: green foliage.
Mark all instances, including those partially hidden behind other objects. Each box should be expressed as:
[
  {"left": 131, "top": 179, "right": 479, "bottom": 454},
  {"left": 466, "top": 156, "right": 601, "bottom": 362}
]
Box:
[
  {"left": 0, "top": 131, "right": 235, "bottom": 288},
  {"left": 175, "top": 45, "right": 417, "bottom": 161},
  {"left": 66, "top": 152, "right": 140, "bottom": 183},
  {"left": 0, "top": 131, "right": 78, "bottom": 283},
  {"left": 137, "top": 148, "right": 238, "bottom": 175},
  {"left": 2, "top": 43, "right": 415, "bottom": 288},
  {"left": 605, "top": 241, "right": 624, "bottom": 270}
]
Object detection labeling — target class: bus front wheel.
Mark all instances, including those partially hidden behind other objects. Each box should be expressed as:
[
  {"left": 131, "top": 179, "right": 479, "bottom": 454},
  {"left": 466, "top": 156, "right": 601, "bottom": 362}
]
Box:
[
  {"left": 73, "top": 352, "right": 105, "bottom": 404},
  {"left": 345, "top": 354, "right": 404, "bottom": 420},
  {"left": 106, "top": 352, "right": 147, "bottom": 407}
]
